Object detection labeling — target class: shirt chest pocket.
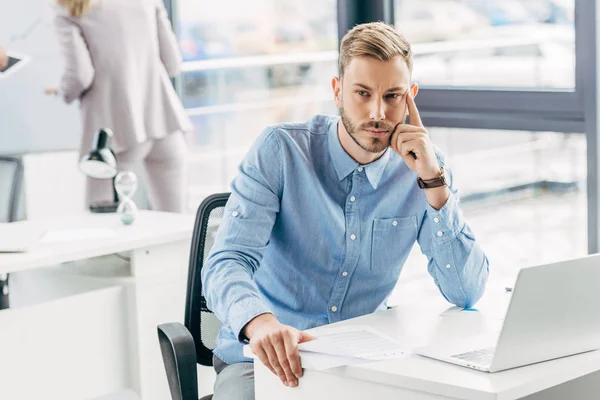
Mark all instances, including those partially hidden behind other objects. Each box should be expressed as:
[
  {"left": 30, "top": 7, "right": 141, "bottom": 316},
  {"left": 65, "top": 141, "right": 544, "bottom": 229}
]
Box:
[{"left": 370, "top": 216, "right": 418, "bottom": 274}]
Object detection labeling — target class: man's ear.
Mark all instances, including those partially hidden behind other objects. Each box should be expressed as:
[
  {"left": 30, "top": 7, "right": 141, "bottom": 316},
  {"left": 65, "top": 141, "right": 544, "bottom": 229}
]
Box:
[
  {"left": 410, "top": 82, "right": 419, "bottom": 98},
  {"left": 332, "top": 76, "right": 342, "bottom": 109}
]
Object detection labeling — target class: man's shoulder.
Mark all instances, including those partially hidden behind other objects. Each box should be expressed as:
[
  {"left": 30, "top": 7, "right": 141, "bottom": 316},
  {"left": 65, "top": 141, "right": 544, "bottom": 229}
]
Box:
[{"left": 266, "top": 114, "right": 337, "bottom": 142}]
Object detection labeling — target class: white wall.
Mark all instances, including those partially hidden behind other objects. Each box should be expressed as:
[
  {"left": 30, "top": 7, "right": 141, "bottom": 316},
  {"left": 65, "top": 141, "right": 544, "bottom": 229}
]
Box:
[
  {"left": 0, "top": 0, "right": 81, "bottom": 155},
  {"left": 22, "top": 150, "right": 87, "bottom": 219}
]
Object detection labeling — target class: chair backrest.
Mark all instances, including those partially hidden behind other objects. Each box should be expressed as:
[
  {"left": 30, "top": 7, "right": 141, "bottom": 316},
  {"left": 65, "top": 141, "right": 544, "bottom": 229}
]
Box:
[
  {"left": 0, "top": 156, "right": 23, "bottom": 223},
  {"left": 184, "top": 192, "right": 230, "bottom": 366}
]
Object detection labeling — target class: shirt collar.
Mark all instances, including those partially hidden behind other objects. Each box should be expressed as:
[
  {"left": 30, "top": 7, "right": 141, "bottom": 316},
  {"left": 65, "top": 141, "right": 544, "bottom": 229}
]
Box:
[{"left": 328, "top": 117, "right": 391, "bottom": 190}]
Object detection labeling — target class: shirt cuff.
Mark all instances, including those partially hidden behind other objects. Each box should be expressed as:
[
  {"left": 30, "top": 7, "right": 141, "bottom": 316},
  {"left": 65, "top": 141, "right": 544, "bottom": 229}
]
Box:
[
  {"left": 426, "top": 192, "right": 465, "bottom": 244},
  {"left": 228, "top": 295, "right": 272, "bottom": 343}
]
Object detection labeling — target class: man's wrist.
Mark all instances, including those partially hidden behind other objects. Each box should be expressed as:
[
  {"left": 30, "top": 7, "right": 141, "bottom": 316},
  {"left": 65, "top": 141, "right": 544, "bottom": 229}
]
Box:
[
  {"left": 425, "top": 186, "right": 450, "bottom": 210},
  {"left": 243, "top": 312, "right": 275, "bottom": 340},
  {"left": 418, "top": 165, "right": 442, "bottom": 180}
]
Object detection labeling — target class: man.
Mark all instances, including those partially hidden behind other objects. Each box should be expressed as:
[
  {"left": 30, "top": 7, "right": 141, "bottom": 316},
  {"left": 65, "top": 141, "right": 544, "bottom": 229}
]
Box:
[
  {"left": 0, "top": 44, "right": 8, "bottom": 69},
  {"left": 202, "top": 22, "right": 489, "bottom": 400}
]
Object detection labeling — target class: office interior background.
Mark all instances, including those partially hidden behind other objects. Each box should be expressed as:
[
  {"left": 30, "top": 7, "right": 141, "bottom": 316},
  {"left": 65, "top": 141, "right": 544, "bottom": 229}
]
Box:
[
  {"left": 0, "top": 0, "right": 594, "bottom": 294},
  {"left": 1, "top": 0, "right": 599, "bottom": 396},
  {"left": 173, "top": 0, "right": 586, "bottom": 301}
]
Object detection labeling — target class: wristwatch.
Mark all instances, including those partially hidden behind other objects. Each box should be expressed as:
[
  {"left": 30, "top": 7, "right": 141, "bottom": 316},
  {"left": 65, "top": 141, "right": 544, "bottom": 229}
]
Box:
[{"left": 417, "top": 168, "right": 449, "bottom": 189}]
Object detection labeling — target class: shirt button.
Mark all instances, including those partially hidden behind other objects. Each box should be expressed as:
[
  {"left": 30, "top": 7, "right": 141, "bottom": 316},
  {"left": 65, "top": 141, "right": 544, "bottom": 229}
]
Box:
[
  {"left": 350, "top": 196, "right": 356, "bottom": 202},
  {"left": 357, "top": 167, "right": 364, "bottom": 172},
  {"left": 446, "top": 264, "right": 451, "bottom": 269},
  {"left": 437, "top": 231, "right": 443, "bottom": 237},
  {"left": 434, "top": 217, "right": 440, "bottom": 223},
  {"left": 392, "top": 221, "right": 398, "bottom": 227},
  {"left": 231, "top": 211, "right": 239, "bottom": 217},
  {"left": 331, "top": 306, "right": 338, "bottom": 312},
  {"left": 350, "top": 234, "right": 357, "bottom": 240},
  {"left": 342, "top": 271, "right": 348, "bottom": 277}
]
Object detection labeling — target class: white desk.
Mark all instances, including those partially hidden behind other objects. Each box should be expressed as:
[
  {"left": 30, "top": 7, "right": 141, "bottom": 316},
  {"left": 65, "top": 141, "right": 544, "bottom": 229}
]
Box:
[
  {"left": 0, "top": 211, "right": 194, "bottom": 400},
  {"left": 254, "top": 286, "right": 600, "bottom": 400}
]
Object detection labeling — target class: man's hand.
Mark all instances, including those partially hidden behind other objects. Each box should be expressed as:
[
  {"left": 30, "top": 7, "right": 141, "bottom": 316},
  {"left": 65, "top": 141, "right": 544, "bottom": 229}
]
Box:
[
  {"left": 390, "top": 92, "right": 440, "bottom": 180},
  {"left": 244, "top": 313, "right": 316, "bottom": 387},
  {"left": 0, "top": 45, "right": 8, "bottom": 70},
  {"left": 391, "top": 92, "right": 450, "bottom": 209}
]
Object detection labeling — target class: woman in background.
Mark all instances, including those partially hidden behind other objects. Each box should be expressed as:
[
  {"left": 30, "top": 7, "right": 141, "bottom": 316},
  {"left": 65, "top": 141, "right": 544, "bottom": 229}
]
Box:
[{"left": 48, "top": 0, "right": 192, "bottom": 213}]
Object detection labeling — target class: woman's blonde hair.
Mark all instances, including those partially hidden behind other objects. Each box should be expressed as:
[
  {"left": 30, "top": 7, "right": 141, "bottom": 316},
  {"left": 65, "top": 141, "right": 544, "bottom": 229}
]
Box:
[
  {"left": 58, "top": 0, "right": 91, "bottom": 17},
  {"left": 339, "top": 22, "right": 413, "bottom": 77}
]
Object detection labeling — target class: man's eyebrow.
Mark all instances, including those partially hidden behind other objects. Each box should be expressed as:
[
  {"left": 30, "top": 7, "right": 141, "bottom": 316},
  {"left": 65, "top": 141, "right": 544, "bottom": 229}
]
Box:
[
  {"left": 352, "top": 83, "right": 408, "bottom": 93},
  {"left": 385, "top": 86, "right": 409, "bottom": 93},
  {"left": 353, "top": 83, "right": 373, "bottom": 91}
]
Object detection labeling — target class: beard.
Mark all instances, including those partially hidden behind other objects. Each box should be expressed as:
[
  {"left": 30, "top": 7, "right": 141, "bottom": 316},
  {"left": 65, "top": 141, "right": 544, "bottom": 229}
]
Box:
[{"left": 340, "top": 106, "right": 395, "bottom": 154}]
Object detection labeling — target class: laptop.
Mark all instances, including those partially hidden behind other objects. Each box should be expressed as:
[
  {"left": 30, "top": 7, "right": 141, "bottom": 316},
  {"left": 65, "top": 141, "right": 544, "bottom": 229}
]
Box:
[
  {"left": 0, "top": 223, "right": 45, "bottom": 253},
  {"left": 415, "top": 254, "right": 600, "bottom": 372}
]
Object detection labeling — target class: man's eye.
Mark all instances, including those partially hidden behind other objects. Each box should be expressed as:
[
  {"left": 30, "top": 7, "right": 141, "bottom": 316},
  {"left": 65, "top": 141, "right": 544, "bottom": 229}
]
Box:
[
  {"left": 357, "top": 90, "right": 369, "bottom": 96},
  {"left": 386, "top": 93, "right": 400, "bottom": 99}
]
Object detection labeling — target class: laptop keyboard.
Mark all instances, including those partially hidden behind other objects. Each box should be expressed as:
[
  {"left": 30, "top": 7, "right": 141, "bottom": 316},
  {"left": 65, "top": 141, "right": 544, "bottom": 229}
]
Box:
[{"left": 451, "top": 346, "right": 496, "bottom": 365}]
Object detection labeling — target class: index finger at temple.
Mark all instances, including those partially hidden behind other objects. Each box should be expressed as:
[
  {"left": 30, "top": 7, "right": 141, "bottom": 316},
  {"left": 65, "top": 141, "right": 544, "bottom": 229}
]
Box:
[{"left": 407, "top": 92, "right": 423, "bottom": 127}]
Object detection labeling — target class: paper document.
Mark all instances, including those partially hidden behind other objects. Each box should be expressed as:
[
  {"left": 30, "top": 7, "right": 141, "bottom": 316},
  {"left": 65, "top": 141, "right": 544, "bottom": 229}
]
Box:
[
  {"left": 298, "top": 351, "right": 371, "bottom": 370},
  {"left": 242, "top": 344, "right": 368, "bottom": 371},
  {"left": 298, "top": 325, "right": 406, "bottom": 360},
  {"left": 41, "top": 228, "right": 117, "bottom": 244}
]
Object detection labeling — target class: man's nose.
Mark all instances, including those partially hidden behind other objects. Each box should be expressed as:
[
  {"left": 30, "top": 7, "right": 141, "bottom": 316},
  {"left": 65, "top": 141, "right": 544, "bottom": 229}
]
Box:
[{"left": 369, "top": 99, "right": 385, "bottom": 121}]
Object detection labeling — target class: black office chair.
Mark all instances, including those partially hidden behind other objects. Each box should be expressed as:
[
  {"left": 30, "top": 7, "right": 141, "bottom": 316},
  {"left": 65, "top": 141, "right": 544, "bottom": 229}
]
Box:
[
  {"left": 158, "top": 193, "right": 230, "bottom": 400},
  {"left": 0, "top": 156, "right": 24, "bottom": 310}
]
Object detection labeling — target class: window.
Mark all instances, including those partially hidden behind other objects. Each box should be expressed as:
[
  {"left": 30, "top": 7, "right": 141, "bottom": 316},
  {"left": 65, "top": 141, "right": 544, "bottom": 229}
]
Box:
[
  {"left": 174, "top": 0, "right": 338, "bottom": 209},
  {"left": 395, "top": 0, "right": 575, "bottom": 90},
  {"left": 391, "top": 127, "right": 586, "bottom": 291},
  {"left": 387, "top": 126, "right": 586, "bottom": 304}
]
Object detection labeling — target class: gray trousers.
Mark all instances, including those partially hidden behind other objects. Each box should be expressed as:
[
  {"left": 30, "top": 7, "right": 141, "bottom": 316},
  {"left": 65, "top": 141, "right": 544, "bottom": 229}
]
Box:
[
  {"left": 86, "top": 132, "right": 188, "bottom": 213},
  {"left": 213, "top": 355, "right": 255, "bottom": 400}
]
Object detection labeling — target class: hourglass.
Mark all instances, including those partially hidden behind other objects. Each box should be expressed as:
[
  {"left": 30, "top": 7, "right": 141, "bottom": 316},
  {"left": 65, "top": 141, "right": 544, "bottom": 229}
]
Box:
[{"left": 114, "top": 171, "right": 139, "bottom": 225}]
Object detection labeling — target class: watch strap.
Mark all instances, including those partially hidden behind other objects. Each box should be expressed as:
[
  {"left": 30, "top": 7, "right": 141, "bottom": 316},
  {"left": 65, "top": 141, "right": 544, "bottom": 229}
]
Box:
[{"left": 417, "top": 168, "right": 447, "bottom": 189}]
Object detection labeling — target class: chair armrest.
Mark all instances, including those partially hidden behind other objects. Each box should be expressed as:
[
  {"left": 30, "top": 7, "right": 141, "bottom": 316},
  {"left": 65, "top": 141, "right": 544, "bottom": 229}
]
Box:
[{"left": 157, "top": 322, "right": 199, "bottom": 400}]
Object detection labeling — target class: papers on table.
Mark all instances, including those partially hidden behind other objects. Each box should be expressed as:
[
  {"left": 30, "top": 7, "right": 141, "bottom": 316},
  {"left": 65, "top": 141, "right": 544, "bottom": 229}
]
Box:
[
  {"left": 40, "top": 228, "right": 118, "bottom": 244},
  {"left": 299, "top": 325, "right": 406, "bottom": 361},
  {"left": 243, "top": 325, "right": 407, "bottom": 371},
  {"left": 297, "top": 350, "right": 371, "bottom": 371},
  {"left": 0, "top": 224, "right": 45, "bottom": 253}
]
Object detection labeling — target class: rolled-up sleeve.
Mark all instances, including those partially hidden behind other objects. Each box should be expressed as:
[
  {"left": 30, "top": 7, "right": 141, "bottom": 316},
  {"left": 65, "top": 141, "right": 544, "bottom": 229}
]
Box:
[
  {"left": 202, "top": 127, "right": 283, "bottom": 341},
  {"left": 417, "top": 155, "right": 489, "bottom": 308},
  {"left": 53, "top": 11, "right": 95, "bottom": 104}
]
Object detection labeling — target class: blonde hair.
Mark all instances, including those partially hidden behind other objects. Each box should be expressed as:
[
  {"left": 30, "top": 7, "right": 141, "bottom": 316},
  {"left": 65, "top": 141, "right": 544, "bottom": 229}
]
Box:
[
  {"left": 339, "top": 22, "right": 413, "bottom": 77},
  {"left": 59, "top": 0, "right": 91, "bottom": 17}
]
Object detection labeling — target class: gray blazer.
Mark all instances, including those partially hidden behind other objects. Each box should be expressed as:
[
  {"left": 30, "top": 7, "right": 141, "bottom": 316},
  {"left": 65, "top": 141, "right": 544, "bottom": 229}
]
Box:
[{"left": 53, "top": 0, "right": 192, "bottom": 154}]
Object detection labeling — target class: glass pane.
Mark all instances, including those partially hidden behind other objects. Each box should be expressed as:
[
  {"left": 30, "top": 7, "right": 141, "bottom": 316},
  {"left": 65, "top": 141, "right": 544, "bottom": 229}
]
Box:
[
  {"left": 180, "top": 58, "right": 337, "bottom": 109},
  {"left": 177, "top": 0, "right": 338, "bottom": 211},
  {"left": 394, "top": 0, "right": 575, "bottom": 89},
  {"left": 185, "top": 101, "right": 338, "bottom": 210},
  {"left": 389, "top": 128, "right": 586, "bottom": 305},
  {"left": 177, "top": 0, "right": 337, "bottom": 61}
]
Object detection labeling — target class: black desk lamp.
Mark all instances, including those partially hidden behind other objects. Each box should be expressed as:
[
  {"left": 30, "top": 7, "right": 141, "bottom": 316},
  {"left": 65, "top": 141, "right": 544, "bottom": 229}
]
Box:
[{"left": 79, "top": 128, "right": 119, "bottom": 213}]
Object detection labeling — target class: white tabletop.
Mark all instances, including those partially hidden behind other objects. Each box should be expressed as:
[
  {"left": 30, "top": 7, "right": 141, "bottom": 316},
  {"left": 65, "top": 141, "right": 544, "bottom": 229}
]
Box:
[
  {"left": 0, "top": 211, "right": 195, "bottom": 274},
  {"left": 302, "top": 285, "right": 600, "bottom": 400}
]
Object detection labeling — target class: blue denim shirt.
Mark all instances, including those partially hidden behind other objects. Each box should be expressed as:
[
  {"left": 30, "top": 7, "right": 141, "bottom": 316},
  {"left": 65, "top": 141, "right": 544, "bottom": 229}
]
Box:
[{"left": 202, "top": 115, "right": 489, "bottom": 364}]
